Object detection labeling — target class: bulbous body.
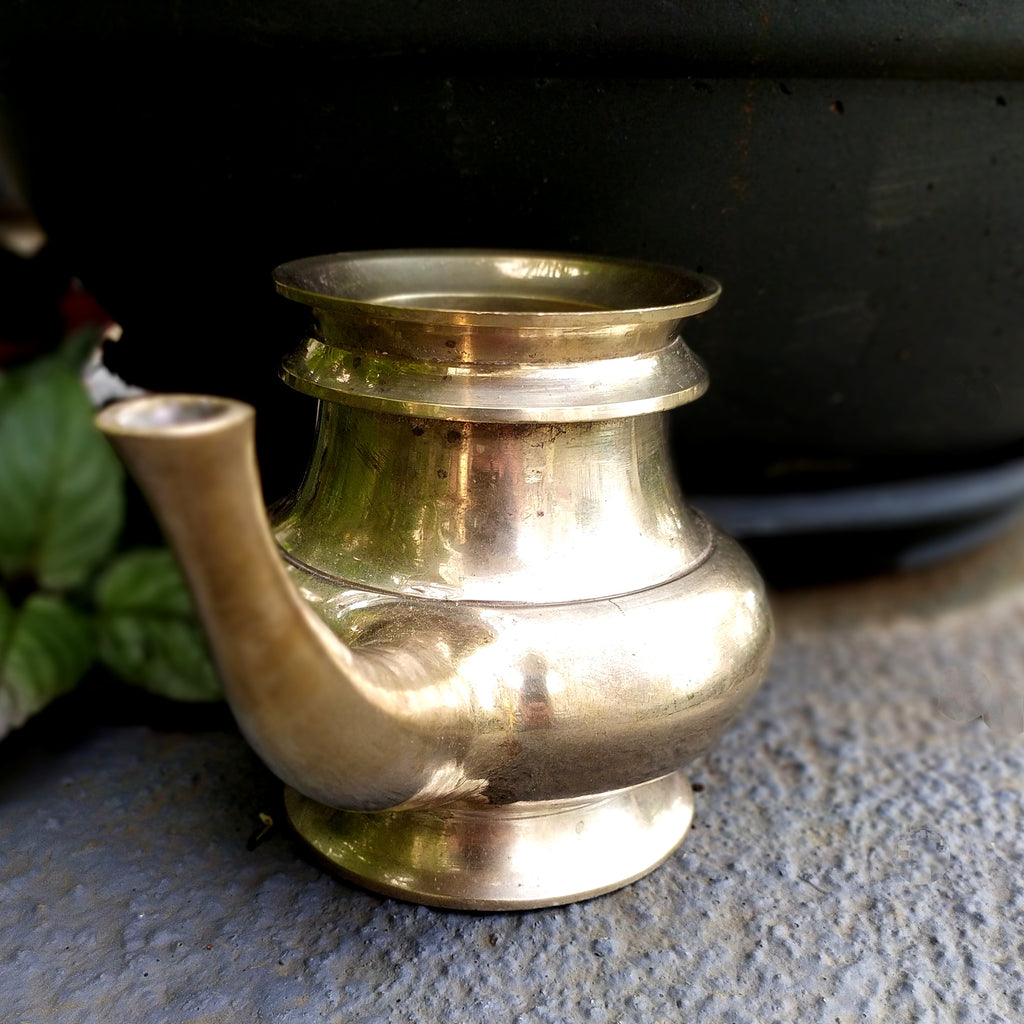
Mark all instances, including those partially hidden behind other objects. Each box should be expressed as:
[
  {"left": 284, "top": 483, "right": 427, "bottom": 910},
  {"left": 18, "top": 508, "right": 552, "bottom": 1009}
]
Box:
[
  {"left": 99, "top": 250, "right": 773, "bottom": 909},
  {"left": 273, "top": 405, "right": 770, "bottom": 809}
]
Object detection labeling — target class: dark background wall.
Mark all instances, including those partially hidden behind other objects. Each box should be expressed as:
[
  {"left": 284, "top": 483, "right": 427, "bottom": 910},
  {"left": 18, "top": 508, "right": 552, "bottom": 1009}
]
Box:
[{"left": 3, "top": 2, "right": 1024, "bottom": 578}]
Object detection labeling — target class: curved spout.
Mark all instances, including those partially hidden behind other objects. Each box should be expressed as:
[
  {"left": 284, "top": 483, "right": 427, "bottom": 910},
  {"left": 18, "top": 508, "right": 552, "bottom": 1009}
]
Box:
[
  {"left": 98, "top": 391, "right": 772, "bottom": 818},
  {"left": 96, "top": 395, "right": 478, "bottom": 811}
]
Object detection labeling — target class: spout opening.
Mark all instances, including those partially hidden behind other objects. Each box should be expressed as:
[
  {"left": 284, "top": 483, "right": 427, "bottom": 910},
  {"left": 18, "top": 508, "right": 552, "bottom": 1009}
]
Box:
[{"left": 97, "top": 394, "right": 253, "bottom": 437}]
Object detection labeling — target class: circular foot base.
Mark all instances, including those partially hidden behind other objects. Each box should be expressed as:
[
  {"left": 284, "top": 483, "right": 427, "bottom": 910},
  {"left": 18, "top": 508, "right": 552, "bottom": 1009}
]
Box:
[{"left": 284, "top": 773, "right": 693, "bottom": 910}]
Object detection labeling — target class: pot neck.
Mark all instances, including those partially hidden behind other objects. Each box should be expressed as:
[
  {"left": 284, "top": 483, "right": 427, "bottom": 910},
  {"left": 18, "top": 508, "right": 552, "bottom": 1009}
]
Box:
[
  {"left": 273, "top": 402, "right": 712, "bottom": 604},
  {"left": 274, "top": 251, "right": 718, "bottom": 422}
]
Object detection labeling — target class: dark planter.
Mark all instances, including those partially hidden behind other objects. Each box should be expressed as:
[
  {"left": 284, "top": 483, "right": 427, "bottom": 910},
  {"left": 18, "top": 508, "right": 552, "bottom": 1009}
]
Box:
[{"left": 4, "top": 3, "right": 1024, "bottom": 578}]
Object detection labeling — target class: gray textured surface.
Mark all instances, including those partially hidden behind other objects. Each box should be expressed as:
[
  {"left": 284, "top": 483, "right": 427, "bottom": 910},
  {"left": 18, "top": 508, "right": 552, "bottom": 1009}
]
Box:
[{"left": 4, "top": 549, "right": 1024, "bottom": 1022}]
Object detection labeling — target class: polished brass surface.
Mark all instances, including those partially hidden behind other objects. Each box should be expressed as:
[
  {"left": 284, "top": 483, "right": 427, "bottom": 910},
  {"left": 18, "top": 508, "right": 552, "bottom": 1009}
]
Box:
[
  {"left": 284, "top": 773, "right": 694, "bottom": 911},
  {"left": 97, "top": 250, "right": 773, "bottom": 910},
  {"left": 273, "top": 406, "right": 714, "bottom": 603},
  {"left": 276, "top": 249, "right": 716, "bottom": 421}
]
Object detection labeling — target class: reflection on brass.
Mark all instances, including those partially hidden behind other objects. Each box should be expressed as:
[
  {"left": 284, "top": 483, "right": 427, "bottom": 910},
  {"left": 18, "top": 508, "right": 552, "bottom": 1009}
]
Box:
[{"left": 97, "top": 250, "right": 773, "bottom": 910}]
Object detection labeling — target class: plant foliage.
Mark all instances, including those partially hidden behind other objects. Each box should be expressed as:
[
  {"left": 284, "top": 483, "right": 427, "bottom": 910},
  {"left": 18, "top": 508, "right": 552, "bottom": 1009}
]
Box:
[{"left": 0, "top": 341, "right": 220, "bottom": 738}]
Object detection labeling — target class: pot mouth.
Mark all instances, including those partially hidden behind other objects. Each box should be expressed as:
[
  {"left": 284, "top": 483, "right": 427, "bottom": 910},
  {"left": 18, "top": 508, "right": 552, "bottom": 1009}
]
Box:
[
  {"left": 274, "top": 249, "right": 716, "bottom": 421},
  {"left": 273, "top": 249, "right": 720, "bottom": 327}
]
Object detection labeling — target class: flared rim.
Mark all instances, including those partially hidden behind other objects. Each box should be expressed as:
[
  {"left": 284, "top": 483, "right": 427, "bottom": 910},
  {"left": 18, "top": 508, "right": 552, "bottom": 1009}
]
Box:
[{"left": 273, "top": 249, "right": 720, "bottom": 327}]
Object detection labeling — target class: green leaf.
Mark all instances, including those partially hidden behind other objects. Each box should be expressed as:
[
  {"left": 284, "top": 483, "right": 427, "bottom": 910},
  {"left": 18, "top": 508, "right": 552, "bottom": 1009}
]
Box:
[
  {"left": 95, "top": 548, "right": 221, "bottom": 702},
  {"left": 0, "top": 360, "right": 124, "bottom": 589},
  {"left": 0, "top": 591, "right": 95, "bottom": 738}
]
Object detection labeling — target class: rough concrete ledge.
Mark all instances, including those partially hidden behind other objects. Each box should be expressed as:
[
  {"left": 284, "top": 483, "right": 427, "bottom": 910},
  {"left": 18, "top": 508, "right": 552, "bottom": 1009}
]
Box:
[{"left": 4, "top": 530, "right": 1024, "bottom": 1022}]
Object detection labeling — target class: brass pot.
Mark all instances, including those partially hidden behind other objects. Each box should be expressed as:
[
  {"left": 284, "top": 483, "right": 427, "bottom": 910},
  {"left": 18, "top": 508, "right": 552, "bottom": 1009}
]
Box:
[{"left": 98, "top": 250, "right": 773, "bottom": 909}]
